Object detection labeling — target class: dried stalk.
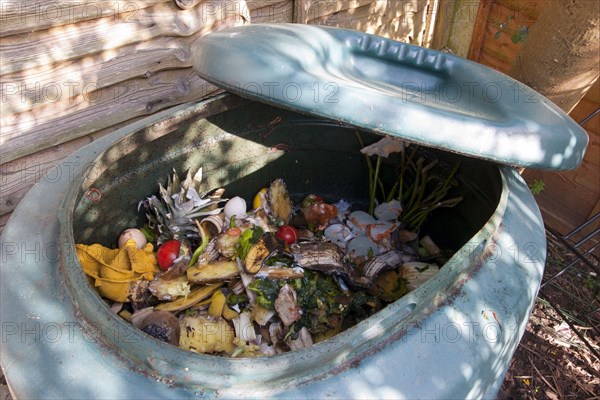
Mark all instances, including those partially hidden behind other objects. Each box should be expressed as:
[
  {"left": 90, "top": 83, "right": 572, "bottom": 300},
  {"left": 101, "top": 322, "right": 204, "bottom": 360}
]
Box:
[{"left": 529, "top": 355, "right": 559, "bottom": 396}]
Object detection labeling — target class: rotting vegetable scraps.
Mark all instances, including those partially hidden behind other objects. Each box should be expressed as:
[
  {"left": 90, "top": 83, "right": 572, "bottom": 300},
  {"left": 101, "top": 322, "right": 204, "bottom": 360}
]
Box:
[{"left": 76, "top": 138, "right": 462, "bottom": 358}]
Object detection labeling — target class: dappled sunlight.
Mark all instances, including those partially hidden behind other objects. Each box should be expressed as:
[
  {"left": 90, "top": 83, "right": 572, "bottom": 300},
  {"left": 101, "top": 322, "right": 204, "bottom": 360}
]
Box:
[
  {"left": 1, "top": 2, "right": 591, "bottom": 398},
  {"left": 297, "top": 0, "right": 432, "bottom": 46},
  {"left": 1, "top": 89, "right": 552, "bottom": 398},
  {"left": 69, "top": 96, "right": 503, "bottom": 396},
  {"left": 0, "top": 0, "right": 257, "bottom": 165},
  {"left": 96, "top": 17, "right": 149, "bottom": 49}
]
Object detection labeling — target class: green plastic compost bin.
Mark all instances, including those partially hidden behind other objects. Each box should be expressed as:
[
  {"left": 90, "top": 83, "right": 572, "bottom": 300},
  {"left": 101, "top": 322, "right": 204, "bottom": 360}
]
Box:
[{"left": 0, "top": 24, "right": 589, "bottom": 399}]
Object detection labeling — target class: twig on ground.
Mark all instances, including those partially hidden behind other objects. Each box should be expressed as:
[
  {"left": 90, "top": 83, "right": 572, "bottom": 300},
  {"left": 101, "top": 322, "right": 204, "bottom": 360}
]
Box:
[
  {"left": 520, "top": 343, "right": 564, "bottom": 371},
  {"left": 548, "top": 364, "right": 563, "bottom": 399},
  {"left": 529, "top": 355, "right": 559, "bottom": 396}
]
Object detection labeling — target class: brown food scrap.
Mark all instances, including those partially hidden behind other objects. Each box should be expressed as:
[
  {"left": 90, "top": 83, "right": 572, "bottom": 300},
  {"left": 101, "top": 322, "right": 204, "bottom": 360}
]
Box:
[
  {"left": 303, "top": 203, "right": 338, "bottom": 229},
  {"left": 274, "top": 284, "right": 302, "bottom": 326}
]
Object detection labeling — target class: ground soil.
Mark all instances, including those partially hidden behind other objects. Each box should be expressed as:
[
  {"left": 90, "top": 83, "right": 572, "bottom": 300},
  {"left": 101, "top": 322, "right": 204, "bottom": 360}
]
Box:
[{"left": 499, "top": 231, "right": 600, "bottom": 400}]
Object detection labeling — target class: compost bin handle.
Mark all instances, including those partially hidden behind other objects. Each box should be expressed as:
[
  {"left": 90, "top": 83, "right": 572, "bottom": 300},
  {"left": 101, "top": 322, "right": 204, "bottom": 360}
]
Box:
[{"left": 350, "top": 34, "right": 449, "bottom": 74}]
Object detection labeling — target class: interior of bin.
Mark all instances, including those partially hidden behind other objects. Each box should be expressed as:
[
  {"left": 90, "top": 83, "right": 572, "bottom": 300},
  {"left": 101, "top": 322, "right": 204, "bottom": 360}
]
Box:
[{"left": 73, "top": 100, "right": 502, "bottom": 251}]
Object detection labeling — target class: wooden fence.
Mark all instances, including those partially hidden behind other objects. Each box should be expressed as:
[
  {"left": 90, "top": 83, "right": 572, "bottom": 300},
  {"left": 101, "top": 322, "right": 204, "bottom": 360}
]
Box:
[{"left": 466, "top": 0, "right": 599, "bottom": 254}]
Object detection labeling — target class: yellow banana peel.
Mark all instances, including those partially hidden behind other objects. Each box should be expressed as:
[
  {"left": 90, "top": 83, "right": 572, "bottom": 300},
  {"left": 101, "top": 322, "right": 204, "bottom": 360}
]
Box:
[
  {"left": 155, "top": 283, "right": 223, "bottom": 312},
  {"left": 76, "top": 239, "right": 158, "bottom": 302}
]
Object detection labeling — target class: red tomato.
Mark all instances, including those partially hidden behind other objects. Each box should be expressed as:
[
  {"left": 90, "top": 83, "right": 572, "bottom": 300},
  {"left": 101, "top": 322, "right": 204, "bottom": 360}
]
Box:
[
  {"left": 156, "top": 240, "right": 181, "bottom": 271},
  {"left": 276, "top": 225, "right": 299, "bottom": 245}
]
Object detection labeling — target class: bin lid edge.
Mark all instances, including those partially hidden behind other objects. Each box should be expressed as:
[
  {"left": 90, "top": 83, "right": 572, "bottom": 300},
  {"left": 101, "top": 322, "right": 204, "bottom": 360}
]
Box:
[{"left": 191, "top": 23, "right": 589, "bottom": 171}]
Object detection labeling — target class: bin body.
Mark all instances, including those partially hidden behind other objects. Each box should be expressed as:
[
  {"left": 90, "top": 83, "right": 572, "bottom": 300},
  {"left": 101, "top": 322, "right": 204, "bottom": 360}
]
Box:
[{"left": 1, "top": 94, "right": 546, "bottom": 399}]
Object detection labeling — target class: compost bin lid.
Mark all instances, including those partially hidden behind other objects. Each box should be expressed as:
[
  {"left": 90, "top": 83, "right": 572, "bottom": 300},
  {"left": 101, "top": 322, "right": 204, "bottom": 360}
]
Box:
[{"left": 191, "top": 24, "right": 588, "bottom": 170}]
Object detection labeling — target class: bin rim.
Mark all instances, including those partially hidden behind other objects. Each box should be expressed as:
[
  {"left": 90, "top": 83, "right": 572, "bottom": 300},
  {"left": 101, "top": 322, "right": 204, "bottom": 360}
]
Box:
[
  {"left": 0, "top": 94, "right": 546, "bottom": 399},
  {"left": 191, "top": 23, "right": 588, "bottom": 171}
]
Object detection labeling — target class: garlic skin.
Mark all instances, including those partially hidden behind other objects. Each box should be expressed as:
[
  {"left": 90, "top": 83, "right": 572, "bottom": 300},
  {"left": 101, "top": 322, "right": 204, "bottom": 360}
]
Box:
[{"left": 118, "top": 228, "right": 148, "bottom": 249}]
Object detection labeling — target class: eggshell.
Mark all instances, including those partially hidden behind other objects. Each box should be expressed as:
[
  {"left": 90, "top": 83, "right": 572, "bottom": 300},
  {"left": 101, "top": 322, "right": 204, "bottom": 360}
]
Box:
[
  {"left": 347, "top": 235, "right": 380, "bottom": 258},
  {"left": 374, "top": 200, "right": 403, "bottom": 221},
  {"left": 118, "top": 228, "right": 148, "bottom": 249},
  {"left": 324, "top": 224, "right": 354, "bottom": 249},
  {"left": 347, "top": 211, "right": 377, "bottom": 234},
  {"left": 223, "top": 196, "right": 247, "bottom": 219}
]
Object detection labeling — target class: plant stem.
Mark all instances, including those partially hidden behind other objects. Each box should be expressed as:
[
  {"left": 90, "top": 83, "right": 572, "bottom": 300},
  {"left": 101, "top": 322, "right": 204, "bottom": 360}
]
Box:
[
  {"left": 369, "top": 156, "right": 382, "bottom": 215},
  {"left": 386, "top": 181, "right": 399, "bottom": 202},
  {"left": 356, "top": 132, "right": 375, "bottom": 207}
]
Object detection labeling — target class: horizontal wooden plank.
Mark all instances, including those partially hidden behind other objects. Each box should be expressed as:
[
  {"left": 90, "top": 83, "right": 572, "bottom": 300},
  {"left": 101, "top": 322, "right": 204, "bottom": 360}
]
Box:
[
  {"left": 552, "top": 179, "right": 596, "bottom": 211},
  {"left": 250, "top": 0, "right": 293, "bottom": 23},
  {"left": 540, "top": 210, "right": 576, "bottom": 237},
  {"left": 523, "top": 170, "right": 597, "bottom": 218},
  {"left": 478, "top": 47, "right": 513, "bottom": 73},
  {"left": 296, "top": 0, "right": 430, "bottom": 44},
  {"left": 0, "top": 0, "right": 170, "bottom": 37},
  {"left": 1, "top": 0, "right": 274, "bottom": 74},
  {"left": 588, "top": 198, "right": 600, "bottom": 220},
  {"left": 1, "top": 1, "right": 293, "bottom": 115},
  {"left": 1, "top": 68, "right": 221, "bottom": 163},
  {"left": 1, "top": 90, "right": 240, "bottom": 223},
  {"left": 569, "top": 162, "right": 600, "bottom": 195},
  {"left": 0, "top": 116, "right": 144, "bottom": 216},
  {"left": 527, "top": 182, "right": 591, "bottom": 234},
  {"left": 525, "top": 169, "right": 597, "bottom": 206},
  {"left": 582, "top": 78, "right": 600, "bottom": 103},
  {"left": 2, "top": 35, "right": 197, "bottom": 115},
  {"left": 544, "top": 197, "right": 599, "bottom": 256},
  {"left": 570, "top": 98, "right": 600, "bottom": 134},
  {"left": 2, "top": 67, "right": 215, "bottom": 135},
  {"left": 294, "top": 0, "right": 375, "bottom": 24}
]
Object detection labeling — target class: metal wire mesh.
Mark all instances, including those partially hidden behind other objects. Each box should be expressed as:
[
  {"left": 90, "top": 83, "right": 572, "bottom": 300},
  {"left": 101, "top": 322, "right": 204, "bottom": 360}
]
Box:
[{"left": 539, "top": 214, "right": 600, "bottom": 361}]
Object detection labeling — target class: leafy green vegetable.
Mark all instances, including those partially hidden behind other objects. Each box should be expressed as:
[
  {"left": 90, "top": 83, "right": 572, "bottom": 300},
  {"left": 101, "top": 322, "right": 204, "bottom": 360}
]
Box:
[
  {"left": 291, "top": 270, "right": 351, "bottom": 336},
  {"left": 236, "top": 226, "right": 264, "bottom": 260},
  {"left": 265, "top": 253, "right": 294, "bottom": 267},
  {"left": 248, "top": 278, "right": 285, "bottom": 310},
  {"left": 226, "top": 293, "right": 249, "bottom": 307}
]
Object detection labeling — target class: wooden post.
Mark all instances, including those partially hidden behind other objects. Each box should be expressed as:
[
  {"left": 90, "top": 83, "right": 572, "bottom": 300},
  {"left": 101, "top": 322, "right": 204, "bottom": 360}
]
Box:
[{"left": 466, "top": 0, "right": 492, "bottom": 61}]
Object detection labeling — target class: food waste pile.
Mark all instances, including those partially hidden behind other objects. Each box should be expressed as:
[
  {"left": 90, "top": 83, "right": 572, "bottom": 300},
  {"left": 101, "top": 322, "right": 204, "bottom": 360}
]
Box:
[{"left": 76, "top": 139, "right": 460, "bottom": 357}]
